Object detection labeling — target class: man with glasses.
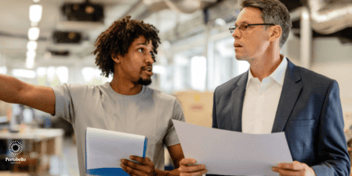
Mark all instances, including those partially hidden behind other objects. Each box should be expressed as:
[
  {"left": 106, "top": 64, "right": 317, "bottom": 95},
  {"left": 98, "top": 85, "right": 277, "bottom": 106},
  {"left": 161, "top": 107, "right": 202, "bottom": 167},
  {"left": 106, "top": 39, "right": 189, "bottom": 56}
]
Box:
[{"left": 179, "top": 0, "right": 350, "bottom": 175}]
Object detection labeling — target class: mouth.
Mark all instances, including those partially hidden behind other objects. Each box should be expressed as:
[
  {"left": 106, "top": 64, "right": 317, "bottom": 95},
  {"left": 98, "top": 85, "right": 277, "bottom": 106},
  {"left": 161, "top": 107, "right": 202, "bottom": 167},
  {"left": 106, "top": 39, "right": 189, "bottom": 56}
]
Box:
[
  {"left": 142, "top": 66, "right": 153, "bottom": 75},
  {"left": 234, "top": 43, "right": 242, "bottom": 48}
]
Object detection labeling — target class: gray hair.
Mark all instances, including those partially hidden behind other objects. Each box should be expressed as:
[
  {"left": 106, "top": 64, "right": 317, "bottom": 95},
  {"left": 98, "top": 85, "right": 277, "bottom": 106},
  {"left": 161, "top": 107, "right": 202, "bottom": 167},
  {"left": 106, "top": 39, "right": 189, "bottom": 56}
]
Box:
[{"left": 241, "top": 0, "right": 292, "bottom": 48}]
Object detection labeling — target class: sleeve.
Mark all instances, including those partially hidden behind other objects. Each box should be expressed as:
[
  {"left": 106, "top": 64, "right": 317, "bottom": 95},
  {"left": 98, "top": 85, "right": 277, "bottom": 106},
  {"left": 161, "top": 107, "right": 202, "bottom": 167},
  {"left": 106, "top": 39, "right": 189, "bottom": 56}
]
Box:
[
  {"left": 163, "top": 99, "right": 185, "bottom": 147},
  {"left": 51, "top": 84, "right": 78, "bottom": 124},
  {"left": 311, "top": 81, "right": 351, "bottom": 176}
]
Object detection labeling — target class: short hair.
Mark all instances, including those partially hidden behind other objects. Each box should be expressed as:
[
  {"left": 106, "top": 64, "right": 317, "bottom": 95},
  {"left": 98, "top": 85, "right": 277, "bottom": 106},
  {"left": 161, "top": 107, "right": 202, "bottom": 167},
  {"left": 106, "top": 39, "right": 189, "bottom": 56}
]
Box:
[
  {"left": 93, "top": 16, "right": 161, "bottom": 77},
  {"left": 241, "top": 0, "right": 292, "bottom": 48}
]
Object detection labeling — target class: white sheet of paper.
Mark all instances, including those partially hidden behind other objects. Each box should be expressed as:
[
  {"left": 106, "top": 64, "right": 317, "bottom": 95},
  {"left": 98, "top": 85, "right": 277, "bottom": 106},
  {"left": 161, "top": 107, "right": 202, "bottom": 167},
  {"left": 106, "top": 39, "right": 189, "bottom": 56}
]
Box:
[
  {"left": 86, "top": 127, "right": 147, "bottom": 171},
  {"left": 172, "top": 120, "right": 293, "bottom": 175}
]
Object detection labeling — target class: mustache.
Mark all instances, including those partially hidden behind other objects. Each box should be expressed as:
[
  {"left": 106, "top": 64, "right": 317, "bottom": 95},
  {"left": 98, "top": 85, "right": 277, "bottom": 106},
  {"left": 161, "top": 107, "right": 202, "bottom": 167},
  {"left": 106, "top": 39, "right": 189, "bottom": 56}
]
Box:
[{"left": 141, "top": 64, "right": 153, "bottom": 71}]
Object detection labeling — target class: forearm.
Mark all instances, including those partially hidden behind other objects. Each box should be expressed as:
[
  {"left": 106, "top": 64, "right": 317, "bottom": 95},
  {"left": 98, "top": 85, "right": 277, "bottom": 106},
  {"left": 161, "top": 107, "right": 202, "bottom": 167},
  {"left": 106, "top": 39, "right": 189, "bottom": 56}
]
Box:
[
  {"left": 155, "top": 168, "right": 179, "bottom": 176},
  {"left": 0, "top": 74, "right": 25, "bottom": 103},
  {"left": 0, "top": 74, "right": 56, "bottom": 114}
]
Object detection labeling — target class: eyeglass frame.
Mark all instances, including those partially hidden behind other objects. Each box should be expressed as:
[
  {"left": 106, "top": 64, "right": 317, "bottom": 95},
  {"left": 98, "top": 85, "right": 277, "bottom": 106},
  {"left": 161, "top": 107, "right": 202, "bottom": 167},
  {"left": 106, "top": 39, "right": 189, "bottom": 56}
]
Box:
[{"left": 229, "top": 23, "right": 275, "bottom": 33}]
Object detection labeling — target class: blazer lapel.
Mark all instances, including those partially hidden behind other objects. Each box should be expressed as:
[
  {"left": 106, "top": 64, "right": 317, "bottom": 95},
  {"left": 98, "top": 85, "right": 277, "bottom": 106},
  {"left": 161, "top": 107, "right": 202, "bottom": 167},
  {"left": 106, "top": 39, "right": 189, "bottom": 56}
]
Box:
[
  {"left": 231, "top": 72, "right": 248, "bottom": 132},
  {"left": 272, "top": 60, "right": 302, "bottom": 132}
]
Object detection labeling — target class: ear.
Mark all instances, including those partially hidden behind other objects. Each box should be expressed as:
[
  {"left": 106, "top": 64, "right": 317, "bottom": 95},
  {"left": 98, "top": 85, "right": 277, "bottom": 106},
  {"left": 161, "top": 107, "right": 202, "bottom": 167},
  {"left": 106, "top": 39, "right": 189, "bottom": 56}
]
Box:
[
  {"left": 268, "top": 25, "right": 282, "bottom": 42},
  {"left": 111, "top": 53, "right": 121, "bottom": 64}
]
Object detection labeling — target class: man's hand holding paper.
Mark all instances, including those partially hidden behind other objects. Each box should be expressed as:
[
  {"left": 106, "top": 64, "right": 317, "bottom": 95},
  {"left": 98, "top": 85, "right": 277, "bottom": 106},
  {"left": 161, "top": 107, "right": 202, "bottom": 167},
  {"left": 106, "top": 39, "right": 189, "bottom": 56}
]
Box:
[
  {"left": 178, "top": 158, "right": 207, "bottom": 176},
  {"left": 121, "top": 155, "right": 156, "bottom": 176},
  {"left": 271, "top": 161, "right": 316, "bottom": 176}
]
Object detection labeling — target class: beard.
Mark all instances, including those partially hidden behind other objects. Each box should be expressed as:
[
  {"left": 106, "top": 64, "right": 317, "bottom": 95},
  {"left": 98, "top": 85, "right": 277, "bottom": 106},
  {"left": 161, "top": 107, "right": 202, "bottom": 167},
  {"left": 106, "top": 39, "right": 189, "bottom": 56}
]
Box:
[{"left": 137, "top": 77, "right": 152, "bottom": 85}]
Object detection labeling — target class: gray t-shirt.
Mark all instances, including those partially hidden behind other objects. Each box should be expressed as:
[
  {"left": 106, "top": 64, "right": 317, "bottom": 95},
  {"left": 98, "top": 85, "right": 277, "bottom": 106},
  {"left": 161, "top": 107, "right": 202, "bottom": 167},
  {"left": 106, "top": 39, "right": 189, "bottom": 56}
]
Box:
[{"left": 52, "top": 82, "right": 185, "bottom": 176}]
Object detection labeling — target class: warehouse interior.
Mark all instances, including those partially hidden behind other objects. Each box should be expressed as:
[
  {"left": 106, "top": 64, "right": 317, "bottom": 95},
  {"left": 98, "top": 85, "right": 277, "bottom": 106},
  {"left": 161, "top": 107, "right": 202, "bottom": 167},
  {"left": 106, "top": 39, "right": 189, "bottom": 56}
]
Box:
[{"left": 0, "top": 0, "right": 352, "bottom": 175}]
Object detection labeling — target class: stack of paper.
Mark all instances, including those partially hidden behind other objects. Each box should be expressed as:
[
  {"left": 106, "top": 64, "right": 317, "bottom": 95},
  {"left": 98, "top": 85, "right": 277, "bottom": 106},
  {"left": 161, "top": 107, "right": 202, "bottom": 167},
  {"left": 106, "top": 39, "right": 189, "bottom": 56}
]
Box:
[
  {"left": 172, "top": 120, "right": 292, "bottom": 175},
  {"left": 86, "top": 127, "right": 148, "bottom": 175}
]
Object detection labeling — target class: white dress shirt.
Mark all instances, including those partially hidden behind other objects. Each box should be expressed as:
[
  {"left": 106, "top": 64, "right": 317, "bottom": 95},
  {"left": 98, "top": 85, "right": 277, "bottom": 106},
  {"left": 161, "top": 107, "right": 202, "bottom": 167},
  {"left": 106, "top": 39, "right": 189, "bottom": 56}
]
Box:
[{"left": 242, "top": 57, "right": 288, "bottom": 134}]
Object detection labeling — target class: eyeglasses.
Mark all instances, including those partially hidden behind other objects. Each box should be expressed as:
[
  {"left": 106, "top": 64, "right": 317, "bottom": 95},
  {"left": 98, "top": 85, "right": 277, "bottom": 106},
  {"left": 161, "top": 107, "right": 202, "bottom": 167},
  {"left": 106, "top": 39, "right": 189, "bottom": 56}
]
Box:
[{"left": 229, "top": 23, "right": 275, "bottom": 33}]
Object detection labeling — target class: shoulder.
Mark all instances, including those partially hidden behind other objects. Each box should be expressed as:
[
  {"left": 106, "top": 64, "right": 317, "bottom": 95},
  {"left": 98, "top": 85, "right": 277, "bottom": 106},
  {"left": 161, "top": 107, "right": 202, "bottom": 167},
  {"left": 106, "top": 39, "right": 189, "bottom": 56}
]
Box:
[
  {"left": 214, "top": 72, "right": 247, "bottom": 96},
  {"left": 53, "top": 83, "right": 107, "bottom": 97},
  {"left": 291, "top": 64, "right": 335, "bottom": 87}
]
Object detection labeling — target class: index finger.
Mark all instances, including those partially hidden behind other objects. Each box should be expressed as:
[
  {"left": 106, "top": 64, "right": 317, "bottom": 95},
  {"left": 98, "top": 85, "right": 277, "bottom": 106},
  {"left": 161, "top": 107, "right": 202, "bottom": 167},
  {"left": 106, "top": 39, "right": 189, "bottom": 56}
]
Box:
[
  {"left": 129, "top": 155, "right": 147, "bottom": 164},
  {"left": 179, "top": 158, "right": 197, "bottom": 166},
  {"left": 277, "top": 162, "right": 304, "bottom": 171}
]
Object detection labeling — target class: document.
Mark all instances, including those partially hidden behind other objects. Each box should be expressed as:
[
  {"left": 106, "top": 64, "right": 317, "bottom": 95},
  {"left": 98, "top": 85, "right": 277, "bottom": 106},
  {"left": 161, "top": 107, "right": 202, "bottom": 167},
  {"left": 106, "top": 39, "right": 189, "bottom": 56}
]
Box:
[
  {"left": 86, "top": 127, "right": 148, "bottom": 176},
  {"left": 172, "top": 120, "right": 292, "bottom": 175}
]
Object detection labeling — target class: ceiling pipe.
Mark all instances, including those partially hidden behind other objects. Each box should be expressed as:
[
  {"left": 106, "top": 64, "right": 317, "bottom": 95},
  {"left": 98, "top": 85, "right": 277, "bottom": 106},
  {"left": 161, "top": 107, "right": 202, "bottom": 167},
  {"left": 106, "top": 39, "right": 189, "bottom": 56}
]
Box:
[
  {"left": 300, "top": 7, "right": 312, "bottom": 69},
  {"left": 308, "top": 0, "right": 352, "bottom": 34},
  {"left": 163, "top": 0, "right": 201, "bottom": 14}
]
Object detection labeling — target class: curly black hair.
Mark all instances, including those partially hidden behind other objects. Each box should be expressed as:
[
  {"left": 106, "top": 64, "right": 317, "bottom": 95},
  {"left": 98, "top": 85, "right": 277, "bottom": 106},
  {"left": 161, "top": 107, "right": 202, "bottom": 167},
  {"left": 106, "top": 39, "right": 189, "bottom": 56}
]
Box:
[{"left": 93, "top": 16, "right": 161, "bottom": 77}]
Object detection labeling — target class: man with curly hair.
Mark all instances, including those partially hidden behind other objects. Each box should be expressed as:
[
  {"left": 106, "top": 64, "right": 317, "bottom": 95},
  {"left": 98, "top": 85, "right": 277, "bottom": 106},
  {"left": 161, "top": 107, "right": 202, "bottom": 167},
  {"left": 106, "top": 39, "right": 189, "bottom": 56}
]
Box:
[{"left": 0, "top": 16, "right": 185, "bottom": 176}]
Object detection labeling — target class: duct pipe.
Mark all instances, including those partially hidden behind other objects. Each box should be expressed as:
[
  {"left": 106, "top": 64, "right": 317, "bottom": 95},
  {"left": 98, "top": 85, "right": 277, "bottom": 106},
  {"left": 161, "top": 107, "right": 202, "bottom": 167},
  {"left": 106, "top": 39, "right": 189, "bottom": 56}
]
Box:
[
  {"left": 163, "top": 0, "right": 201, "bottom": 13},
  {"left": 308, "top": 0, "right": 352, "bottom": 34}
]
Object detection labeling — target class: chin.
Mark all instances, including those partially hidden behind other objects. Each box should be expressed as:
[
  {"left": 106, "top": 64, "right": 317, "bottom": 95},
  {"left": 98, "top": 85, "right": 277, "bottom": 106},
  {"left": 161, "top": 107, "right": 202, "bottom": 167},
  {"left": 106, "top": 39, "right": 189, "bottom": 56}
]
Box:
[
  {"left": 137, "top": 78, "right": 152, "bottom": 85},
  {"left": 235, "top": 55, "right": 245, "bottom": 61}
]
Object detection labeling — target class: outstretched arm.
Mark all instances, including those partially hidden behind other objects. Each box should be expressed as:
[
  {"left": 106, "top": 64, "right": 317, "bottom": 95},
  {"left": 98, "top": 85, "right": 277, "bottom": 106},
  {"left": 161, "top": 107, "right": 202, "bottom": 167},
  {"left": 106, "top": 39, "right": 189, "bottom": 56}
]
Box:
[{"left": 0, "top": 74, "right": 55, "bottom": 115}]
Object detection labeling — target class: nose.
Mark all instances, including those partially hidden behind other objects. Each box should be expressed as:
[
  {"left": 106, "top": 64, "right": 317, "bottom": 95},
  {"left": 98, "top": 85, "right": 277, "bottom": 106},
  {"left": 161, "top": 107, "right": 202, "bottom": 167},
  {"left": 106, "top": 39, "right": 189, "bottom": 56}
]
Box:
[
  {"left": 232, "top": 27, "right": 241, "bottom": 39},
  {"left": 146, "top": 52, "right": 155, "bottom": 65}
]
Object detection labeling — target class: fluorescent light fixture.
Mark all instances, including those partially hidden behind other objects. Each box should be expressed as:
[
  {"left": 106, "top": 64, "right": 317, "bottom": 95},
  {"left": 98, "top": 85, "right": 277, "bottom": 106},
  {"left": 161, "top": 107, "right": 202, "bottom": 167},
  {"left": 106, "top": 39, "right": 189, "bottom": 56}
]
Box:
[
  {"left": 29, "top": 4, "right": 42, "bottom": 23},
  {"left": 191, "top": 56, "right": 207, "bottom": 91},
  {"left": 0, "top": 66, "right": 7, "bottom": 74},
  {"left": 174, "top": 55, "right": 189, "bottom": 66},
  {"left": 26, "top": 50, "right": 36, "bottom": 58},
  {"left": 12, "top": 69, "right": 36, "bottom": 79},
  {"left": 81, "top": 67, "right": 96, "bottom": 82},
  {"left": 215, "top": 18, "right": 226, "bottom": 26},
  {"left": 56, "top": 66, "right": 69, "bottom": 83},
  {"left": 27, "top": 41, "right": 38, "bottom": 50},
  {"left": 33, "top": 0, "right": 40, "bottom": 2},
  {"left": 36, "top": 67, "right": 46, "bottom": 77},
  {"left": 47, "top": 66, "right": 56, "bottom": 81},
  {"left": 26, "top": 56, "right": 35, "bottom": 69},
  {"left": 28, "top": 27, "right": 40, "bottom": 40}
]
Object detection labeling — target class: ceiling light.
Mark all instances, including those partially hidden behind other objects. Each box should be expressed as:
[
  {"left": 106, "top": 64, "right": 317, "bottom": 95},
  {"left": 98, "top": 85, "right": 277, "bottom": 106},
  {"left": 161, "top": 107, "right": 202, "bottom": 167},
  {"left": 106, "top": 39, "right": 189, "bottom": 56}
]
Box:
[
  {"left": 27, "top": 41, "right": 38, "bottom": 50},
  {"left": 29, "top": 4, "right": 43, "bottom": 23},
  {"left": 215, "top": 18, "right": 226, "bottom": 26},
  {"left": 47, "top": 66, "right": 56, "bottom": 81},
  {"left": 26, "top": 57, "right": 35, "bottom": 69},
  {"left": 0, "top": 66, "right": 7, "bottom": 74},
  {"left": 12, "top": 69, "right": 36, "bottom": 79},
  {"left": 26, "top": 50, "right": 36, "bottom": 58},
  {"left": 56, "top": 66, "right": 69, "bottom": 83},
  {"left": 28, "top": 27, "right": 40, "bottom": 40},
  {"left": 36, "top": 67, "right": 47, "bottom": 77}
]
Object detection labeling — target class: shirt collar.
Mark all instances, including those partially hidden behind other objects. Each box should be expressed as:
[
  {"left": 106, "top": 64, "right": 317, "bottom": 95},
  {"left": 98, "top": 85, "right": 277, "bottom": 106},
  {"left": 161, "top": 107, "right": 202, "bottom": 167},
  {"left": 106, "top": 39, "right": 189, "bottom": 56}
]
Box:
[{"left": 246, "top": 56, "right": 288, "bottom": 87}]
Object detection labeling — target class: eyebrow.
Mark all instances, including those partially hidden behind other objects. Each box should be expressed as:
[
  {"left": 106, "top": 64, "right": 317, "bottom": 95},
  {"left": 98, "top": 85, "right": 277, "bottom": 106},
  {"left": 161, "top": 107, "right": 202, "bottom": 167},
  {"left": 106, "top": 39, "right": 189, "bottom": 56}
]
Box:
[
  {"left": 234, "top": 21, "right": 249, "bottom": 25},
  {"left": 135, "top": 42, "right": 148, "bottom": 46}
]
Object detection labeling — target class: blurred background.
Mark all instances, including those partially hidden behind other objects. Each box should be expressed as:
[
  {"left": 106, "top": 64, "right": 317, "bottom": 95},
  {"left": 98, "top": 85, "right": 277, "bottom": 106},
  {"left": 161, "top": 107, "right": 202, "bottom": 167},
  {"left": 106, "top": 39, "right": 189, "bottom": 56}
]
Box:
[{"left": 0, "top": 0, "right": 352, "bottom": 175}]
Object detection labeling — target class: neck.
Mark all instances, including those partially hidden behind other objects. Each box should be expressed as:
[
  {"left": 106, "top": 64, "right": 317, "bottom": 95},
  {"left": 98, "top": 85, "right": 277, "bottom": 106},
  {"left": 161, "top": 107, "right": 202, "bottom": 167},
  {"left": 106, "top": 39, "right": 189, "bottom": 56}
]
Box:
[
  {"left": 109, "top": 76, "right": 142, "bottom": 95},
  {"left": 248, "top": 47, "right": 282, "bottom": 81}
]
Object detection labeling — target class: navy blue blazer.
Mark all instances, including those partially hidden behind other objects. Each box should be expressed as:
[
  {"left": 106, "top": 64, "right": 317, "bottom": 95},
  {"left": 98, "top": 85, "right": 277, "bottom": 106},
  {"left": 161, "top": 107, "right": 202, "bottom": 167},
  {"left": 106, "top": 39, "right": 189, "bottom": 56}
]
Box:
[{"left": 212, "top": 59, "right": 350, "bottom": 175}]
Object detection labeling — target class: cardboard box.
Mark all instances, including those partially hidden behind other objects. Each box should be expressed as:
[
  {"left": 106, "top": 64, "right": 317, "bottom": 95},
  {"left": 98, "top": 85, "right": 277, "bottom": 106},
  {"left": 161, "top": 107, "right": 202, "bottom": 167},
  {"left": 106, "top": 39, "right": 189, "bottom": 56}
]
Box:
[{"left": 174, "top": 91, "right": 214, "bottom": 127}]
